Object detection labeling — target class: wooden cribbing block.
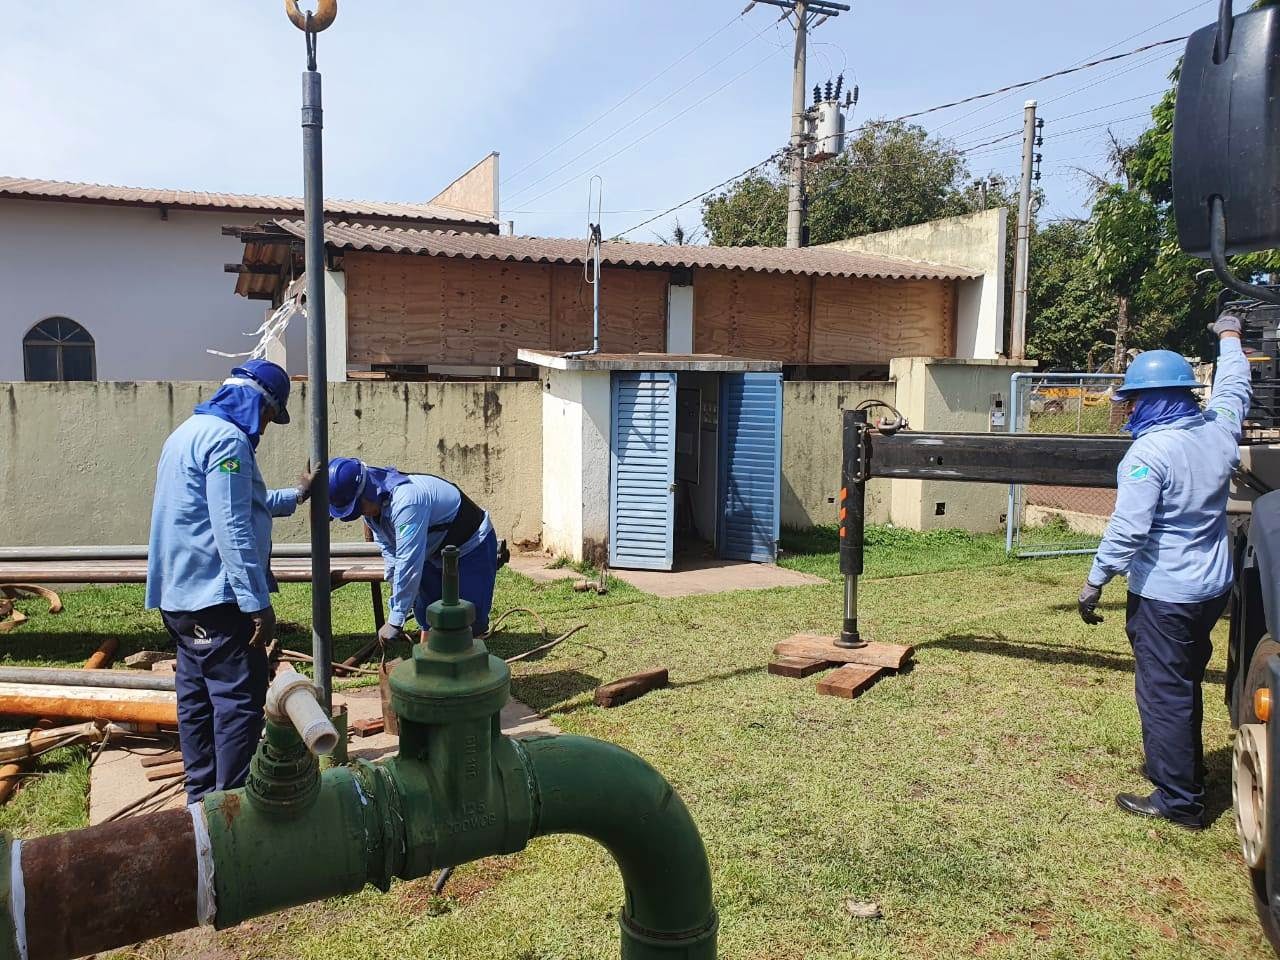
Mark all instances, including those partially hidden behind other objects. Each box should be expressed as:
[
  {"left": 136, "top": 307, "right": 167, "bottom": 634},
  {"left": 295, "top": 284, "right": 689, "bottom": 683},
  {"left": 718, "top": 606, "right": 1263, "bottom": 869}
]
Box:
[
  {"left": 774, "top": 633, "right": 913, "bottom": 671},
  {"left": 594, "top": 668, "right": 669, "bottom": 708},
  {"left": 139, "top": 751, "right": 183, "bottom": 769},
  {"left": 816, "top": 664, "right": 883, "bottom": 700},
  {"left": 144, "top": 761, "right": 186, "bottom": 782},
  {"left": 767, "top": 656, "right": 831, "bottom": 679},
  {"left": 350, "top": 716, "right": 385, "bottom": 738}
]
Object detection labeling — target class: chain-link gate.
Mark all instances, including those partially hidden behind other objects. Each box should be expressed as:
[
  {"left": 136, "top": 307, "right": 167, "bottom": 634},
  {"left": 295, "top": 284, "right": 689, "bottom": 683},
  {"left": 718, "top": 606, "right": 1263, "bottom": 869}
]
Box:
[{"left": 1005, "top": 372, "right": 1125, "bottom": 557}]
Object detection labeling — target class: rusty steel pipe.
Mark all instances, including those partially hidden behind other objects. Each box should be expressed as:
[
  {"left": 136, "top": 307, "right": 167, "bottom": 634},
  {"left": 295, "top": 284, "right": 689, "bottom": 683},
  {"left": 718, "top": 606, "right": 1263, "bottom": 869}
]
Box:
[
  {"left": 83, "top": 638, "right": 119, "bottom": 671},
  {"left": 13, "top": 809, "right": 199, "bottom": 960},
  {"left": 0, "top": 686, "right": 177, "bottom": 726}
]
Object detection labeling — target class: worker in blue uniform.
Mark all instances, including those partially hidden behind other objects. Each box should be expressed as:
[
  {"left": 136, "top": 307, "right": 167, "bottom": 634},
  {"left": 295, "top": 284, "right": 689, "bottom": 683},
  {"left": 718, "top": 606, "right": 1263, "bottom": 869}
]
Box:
[
  {"left": 145, "top": 359, "right": 311, "bottom": 803},
  {"left": 1078, "top": 316, "right": 1251, "bottom": 828},
  {"left": 327, "top": 457, "right": 498, "bottom": 642}
]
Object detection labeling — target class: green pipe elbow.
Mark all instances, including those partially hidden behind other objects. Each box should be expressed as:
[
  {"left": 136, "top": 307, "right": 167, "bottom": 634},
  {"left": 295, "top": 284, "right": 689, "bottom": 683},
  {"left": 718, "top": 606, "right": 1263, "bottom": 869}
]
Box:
[{"left": 521, "top": 735, "right": 717, "bottom": 960}]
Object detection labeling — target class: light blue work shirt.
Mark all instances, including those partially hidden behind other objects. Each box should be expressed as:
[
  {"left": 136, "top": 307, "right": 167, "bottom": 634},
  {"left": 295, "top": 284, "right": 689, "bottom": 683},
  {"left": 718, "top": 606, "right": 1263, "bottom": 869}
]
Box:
[
  {"left": 1089, "top": 337, "right": 1252, "bottom": 603},
  {"left": 145, "top": 414, "right": 298, "bottom": 613},
  {"left": 363, "top": 474, "right": 493, "bottom": 628}
]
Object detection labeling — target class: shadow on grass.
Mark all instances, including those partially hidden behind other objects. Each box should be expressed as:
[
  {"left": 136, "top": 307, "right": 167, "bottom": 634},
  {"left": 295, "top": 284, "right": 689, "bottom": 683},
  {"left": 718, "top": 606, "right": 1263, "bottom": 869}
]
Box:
[
  {"left": 512, "top": 669, "right": 601, "bottom": 713},
  {"left": 928, "top": 631, "right": 1228, "bottom": 686},
  {"left": 0, "top": 629, "right": 171, "bottom": 665}
]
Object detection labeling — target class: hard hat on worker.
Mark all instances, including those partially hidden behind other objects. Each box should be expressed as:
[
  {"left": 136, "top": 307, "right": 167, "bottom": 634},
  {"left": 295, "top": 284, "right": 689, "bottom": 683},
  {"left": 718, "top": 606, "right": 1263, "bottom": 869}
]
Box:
[
  {"left": 230, "top": 359, "right": 291, "bottom": 424},
  {"left": 327, "top": 456, "right": 368, "bottom": 522},
  {"left": 1114, "top": 350, "right": 1204, "bottom": 399}
]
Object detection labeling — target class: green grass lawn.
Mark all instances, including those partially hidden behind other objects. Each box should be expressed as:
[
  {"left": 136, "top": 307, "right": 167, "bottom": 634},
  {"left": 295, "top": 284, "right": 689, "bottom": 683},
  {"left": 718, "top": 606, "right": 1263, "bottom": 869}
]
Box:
[{"left": 4, "top": 533, "right": 1271, "bottom": 960}]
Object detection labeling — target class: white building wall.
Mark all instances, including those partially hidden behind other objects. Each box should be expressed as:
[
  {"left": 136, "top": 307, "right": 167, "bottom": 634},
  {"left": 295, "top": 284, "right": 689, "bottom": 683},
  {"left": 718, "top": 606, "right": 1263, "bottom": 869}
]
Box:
[
  {"left": 0, "top": 199, "right": 306, "bottom": 381},
  {"left": 539, "top": 369, "right": 611, "bottom": 563}
]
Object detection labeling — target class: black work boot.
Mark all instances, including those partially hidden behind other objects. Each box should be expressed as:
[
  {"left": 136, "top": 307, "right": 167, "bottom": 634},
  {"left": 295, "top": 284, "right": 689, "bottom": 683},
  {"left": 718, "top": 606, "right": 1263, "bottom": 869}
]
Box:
[{"left": 1115, "top": 792, "right": 1204, "bottom": 830}]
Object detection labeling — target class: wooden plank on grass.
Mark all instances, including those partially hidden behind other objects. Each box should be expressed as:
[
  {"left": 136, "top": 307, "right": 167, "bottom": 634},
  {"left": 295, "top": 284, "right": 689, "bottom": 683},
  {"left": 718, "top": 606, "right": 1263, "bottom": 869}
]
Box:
[
  {"left": 774, "top": 633, "right": 913, "bottom": 671},
  {"left": 144, "top": 761, "right": 186, "bottom": 782},
  {"left": 767, "top": 656, "right": 831, "bottom": 679},
  {"left": 594, "top": 668, "right": 668, "bottom": 708},
  {"left": 816, "top": 664, "right": 883, "bottom": 700}
]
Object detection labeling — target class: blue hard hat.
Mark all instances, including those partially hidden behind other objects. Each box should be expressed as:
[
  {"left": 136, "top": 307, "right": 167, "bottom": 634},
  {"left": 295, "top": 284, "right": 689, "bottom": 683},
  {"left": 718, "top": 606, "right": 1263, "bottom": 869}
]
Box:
[
  {"left": 232, "top": 359, "right": 291, "bottom": 424},
  {"left": 1114, "top": 349, "right": 1204, "bottom": 399},
  {"left": 328, "top": 457, "right": 367, "bottom": 522}
]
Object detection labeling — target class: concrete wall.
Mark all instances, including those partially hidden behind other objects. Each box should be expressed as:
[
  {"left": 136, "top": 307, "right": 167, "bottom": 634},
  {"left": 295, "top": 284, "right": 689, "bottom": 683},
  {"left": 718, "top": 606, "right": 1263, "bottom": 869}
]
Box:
[
  {"left": 429, "top": 152, "right": 499, "bottom": 220},
  {"left": 540, "top": 369, "right": 611, "bottom": 562},
  {"left": 0, "top": 199, "right": 307, "bottom": 382},
  {"left": 889, "top": 356, "right": 1034, "bottom": 531},
  {"left": 781, "top": 380, "right": 895, "bottom": 529},
  {"left": 0, "top": 380, "right": 542, "bottom": 547},
  {"left": 820, "top": 209, "right": 1007, "bottom": 360}
]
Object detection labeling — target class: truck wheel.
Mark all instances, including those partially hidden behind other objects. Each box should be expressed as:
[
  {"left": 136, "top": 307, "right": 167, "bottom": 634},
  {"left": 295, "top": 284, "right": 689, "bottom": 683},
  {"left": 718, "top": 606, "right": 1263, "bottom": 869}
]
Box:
[
  {"left": 1249, "top": 867, "right": 1280, "bottom": 954},
  {"left": 1239, "top": 638, "right": 1280, "bottom": 953}
]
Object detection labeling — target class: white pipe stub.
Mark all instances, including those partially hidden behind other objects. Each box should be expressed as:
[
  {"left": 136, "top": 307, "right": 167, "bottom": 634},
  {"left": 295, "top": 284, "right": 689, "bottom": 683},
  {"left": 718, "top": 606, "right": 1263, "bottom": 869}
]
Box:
[{"left": 265, "top": 669, "right": 338, "bottom": 756}]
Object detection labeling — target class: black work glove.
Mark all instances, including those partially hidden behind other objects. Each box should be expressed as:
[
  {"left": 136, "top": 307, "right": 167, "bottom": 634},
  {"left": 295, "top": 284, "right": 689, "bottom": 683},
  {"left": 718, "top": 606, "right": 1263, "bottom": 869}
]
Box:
[
  {"left": 1078, "top": 582, "right": 1104, "bottom": 626},
  {"left": 1209, "top": 313, "right": 1243, "bottom": 337},
  {"left": 378, "top": 621, "right": 406, "bottom": 645},
  {"left": 249, "top": 605, "right": 277, "bottom": 649}
]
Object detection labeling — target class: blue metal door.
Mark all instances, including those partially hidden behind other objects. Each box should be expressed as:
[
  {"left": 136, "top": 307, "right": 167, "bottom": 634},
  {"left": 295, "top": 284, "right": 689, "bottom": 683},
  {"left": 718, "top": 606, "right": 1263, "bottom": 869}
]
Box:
[
  {"left": 718, "top": 373, "right": 783, "bottom": 562},
  {"left": 609, "top": 371, "right": 677, "bottom": 571}
]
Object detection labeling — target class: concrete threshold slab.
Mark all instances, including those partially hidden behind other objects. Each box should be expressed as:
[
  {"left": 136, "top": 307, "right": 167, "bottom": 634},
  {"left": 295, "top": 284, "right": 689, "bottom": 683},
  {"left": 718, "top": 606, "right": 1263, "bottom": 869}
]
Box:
[
  {"left": 610, "top": 559, "right": 826, "bottom": 599},
  {"left": 506, "top": 553, "right": 577, "bottom": 583},
  {"left": 89, "top": 688, "right": 559, "bottom": 825}
]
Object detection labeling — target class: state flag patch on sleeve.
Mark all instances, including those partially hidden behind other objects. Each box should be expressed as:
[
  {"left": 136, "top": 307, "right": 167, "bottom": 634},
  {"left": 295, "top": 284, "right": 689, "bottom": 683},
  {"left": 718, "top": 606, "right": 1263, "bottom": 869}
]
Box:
[{"left": 218, "top": 457, "right": 241, "bottom": 474}]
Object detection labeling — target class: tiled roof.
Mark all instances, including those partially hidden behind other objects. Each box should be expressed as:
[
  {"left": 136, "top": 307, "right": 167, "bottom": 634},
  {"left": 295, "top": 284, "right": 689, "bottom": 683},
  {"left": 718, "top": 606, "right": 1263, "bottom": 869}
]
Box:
[
  {"left": 261, "top": 219, "right": 980, "bottom": 280},
  {"left": 0, "top": 176, "right": 496, "bottom": 225}
]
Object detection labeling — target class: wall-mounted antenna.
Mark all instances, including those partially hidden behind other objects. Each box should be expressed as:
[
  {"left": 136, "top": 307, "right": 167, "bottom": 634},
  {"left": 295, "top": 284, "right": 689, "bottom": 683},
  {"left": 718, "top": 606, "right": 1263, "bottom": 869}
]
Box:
[{"left": 565, "top": 176, "right": 604, "bottom": 357}]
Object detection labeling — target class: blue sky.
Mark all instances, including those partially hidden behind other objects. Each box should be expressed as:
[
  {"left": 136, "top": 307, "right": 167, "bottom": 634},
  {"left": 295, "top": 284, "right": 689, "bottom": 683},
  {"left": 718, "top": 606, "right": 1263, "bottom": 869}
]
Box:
[{"left": 1, "top": 1, "right": 1214, "bottom": 241}]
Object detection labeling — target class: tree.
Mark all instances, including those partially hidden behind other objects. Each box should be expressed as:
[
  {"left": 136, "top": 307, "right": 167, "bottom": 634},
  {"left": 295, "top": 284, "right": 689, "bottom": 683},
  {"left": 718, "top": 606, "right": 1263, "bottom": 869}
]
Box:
[
  {"left": 1026, "top": 220, "right": 1113, "bottom": 369},
  {"left": 701, "top": 121, "right": 992, "bottom": 247}
]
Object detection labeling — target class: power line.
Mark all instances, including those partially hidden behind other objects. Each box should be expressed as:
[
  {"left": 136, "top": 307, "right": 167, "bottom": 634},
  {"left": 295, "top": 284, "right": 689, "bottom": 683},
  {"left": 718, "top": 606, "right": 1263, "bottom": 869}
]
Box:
[
  {"left": 612, "top": 34, "right": 1188, "bottom": 240},
  {"left": 501, "top": 10, "right": 746, "bottom": 186},
  {"left": 943, "top": 49, "right": 1172, "bottom": 144},
  {"left": 891, "top": 35, "right": 1187, "bottom": 125},
  {"left": 1051, "top": 91, "right": 1166, "bottom": 123},
  {"left": 609, "top": 150, "right": 787, "bottom": 241},
  {"left": 505, "top": 12, "right": 787, "bottom": 201},
  {"left": 931, "top": 1, "right": 1208, "bottom": 136}
]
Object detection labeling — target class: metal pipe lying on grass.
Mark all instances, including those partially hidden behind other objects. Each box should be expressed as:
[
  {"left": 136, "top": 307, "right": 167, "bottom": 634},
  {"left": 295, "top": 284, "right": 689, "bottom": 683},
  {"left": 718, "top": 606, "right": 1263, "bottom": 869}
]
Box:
[{"left": 0, "top": 543, "right": 379, "bottom": 562}]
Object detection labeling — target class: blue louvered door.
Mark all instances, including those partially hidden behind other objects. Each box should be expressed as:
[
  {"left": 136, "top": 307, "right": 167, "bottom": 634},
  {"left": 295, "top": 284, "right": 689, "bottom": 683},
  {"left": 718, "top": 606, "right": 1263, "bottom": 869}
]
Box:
[
  {"left": 718, "top": 373, "right": 783, "bottom": 562},
  {"left": 609, "top": 372, "right": 677, "bottom": 570}
]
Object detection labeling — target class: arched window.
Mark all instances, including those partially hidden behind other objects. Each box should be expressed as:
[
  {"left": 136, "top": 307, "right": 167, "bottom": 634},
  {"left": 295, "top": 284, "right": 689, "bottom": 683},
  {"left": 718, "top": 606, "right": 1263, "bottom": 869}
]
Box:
[{"left": 23, "top": 318, "right": 95, "bottom": 382}]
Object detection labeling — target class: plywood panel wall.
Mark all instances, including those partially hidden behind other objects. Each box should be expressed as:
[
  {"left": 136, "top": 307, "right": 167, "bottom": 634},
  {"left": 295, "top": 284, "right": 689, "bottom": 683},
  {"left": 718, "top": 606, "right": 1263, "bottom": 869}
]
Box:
[
  {"left": 551, "top": 265, "right": 668, "bottom": 354},
  {"left": 345, "top": 251, "right": 554, "bottom": 366},
  {"left": 693, "top": 270, "right": 810, "bottom": 362},
  {"left": 809, "top": 276, "right": 955, "bottom": 364}
]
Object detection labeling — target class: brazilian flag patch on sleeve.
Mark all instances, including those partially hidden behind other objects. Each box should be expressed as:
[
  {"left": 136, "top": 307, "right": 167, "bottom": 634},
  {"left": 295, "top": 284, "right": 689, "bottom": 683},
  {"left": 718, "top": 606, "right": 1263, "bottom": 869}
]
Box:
[{"left": 218, "top": 457, "right": 241, "bottom": 474}]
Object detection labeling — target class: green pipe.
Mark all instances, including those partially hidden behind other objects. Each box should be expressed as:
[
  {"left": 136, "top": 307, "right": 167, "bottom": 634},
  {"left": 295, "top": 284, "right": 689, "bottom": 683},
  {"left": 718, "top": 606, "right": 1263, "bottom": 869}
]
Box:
[
  {"left": 0, "top": 548, "right": 716, "bottom": 960},
  {"left": 523, "top": 735, "right": 718, "bottom": 958}
]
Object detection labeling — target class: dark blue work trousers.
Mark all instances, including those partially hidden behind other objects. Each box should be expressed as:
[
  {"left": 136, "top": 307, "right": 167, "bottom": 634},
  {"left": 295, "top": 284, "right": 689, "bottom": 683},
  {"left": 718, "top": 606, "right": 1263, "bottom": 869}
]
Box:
[
  {"left": 411, "top": 530, "right": 499, "bottom": 637},
  {"left": 1126, "top": 590, "right": 1229, "bottom": 824},
  {"left": 161, "top": 604, "right": 268, "bottom": 804}
]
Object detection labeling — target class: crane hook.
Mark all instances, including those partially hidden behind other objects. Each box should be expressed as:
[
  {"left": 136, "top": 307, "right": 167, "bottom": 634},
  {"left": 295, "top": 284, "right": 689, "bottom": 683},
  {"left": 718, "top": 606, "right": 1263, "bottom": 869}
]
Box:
[{"left": 285, "top": 0, "right": 337, "bottom": 32}]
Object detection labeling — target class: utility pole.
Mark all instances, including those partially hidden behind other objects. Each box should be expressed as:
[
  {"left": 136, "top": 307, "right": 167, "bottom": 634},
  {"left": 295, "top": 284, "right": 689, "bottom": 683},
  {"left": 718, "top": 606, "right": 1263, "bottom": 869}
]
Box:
[
  {"left": 1009, "top": 99, "right": 1038, "bottom": 361},
  {"left": 786, "top": 0, "right": 808, "bottom": 248},
  {"left": 747, "top": 0, "right": 849, "bottom": 248}
]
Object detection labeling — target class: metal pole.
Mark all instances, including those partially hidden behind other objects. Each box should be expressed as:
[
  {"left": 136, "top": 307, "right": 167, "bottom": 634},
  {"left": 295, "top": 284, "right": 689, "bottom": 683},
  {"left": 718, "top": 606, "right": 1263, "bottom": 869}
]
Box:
[
  {"left": 302, "top": 48, "right": 333, "bottom": 712},
  {"left": 836, "top": 409, "right": 866, "bottom": 648},
  {"left": 1009, "top": 99, "right": 1037, "bottom": 360},
  {"left": 785, "top": 1, "right": 808, "bottom": 248}
]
